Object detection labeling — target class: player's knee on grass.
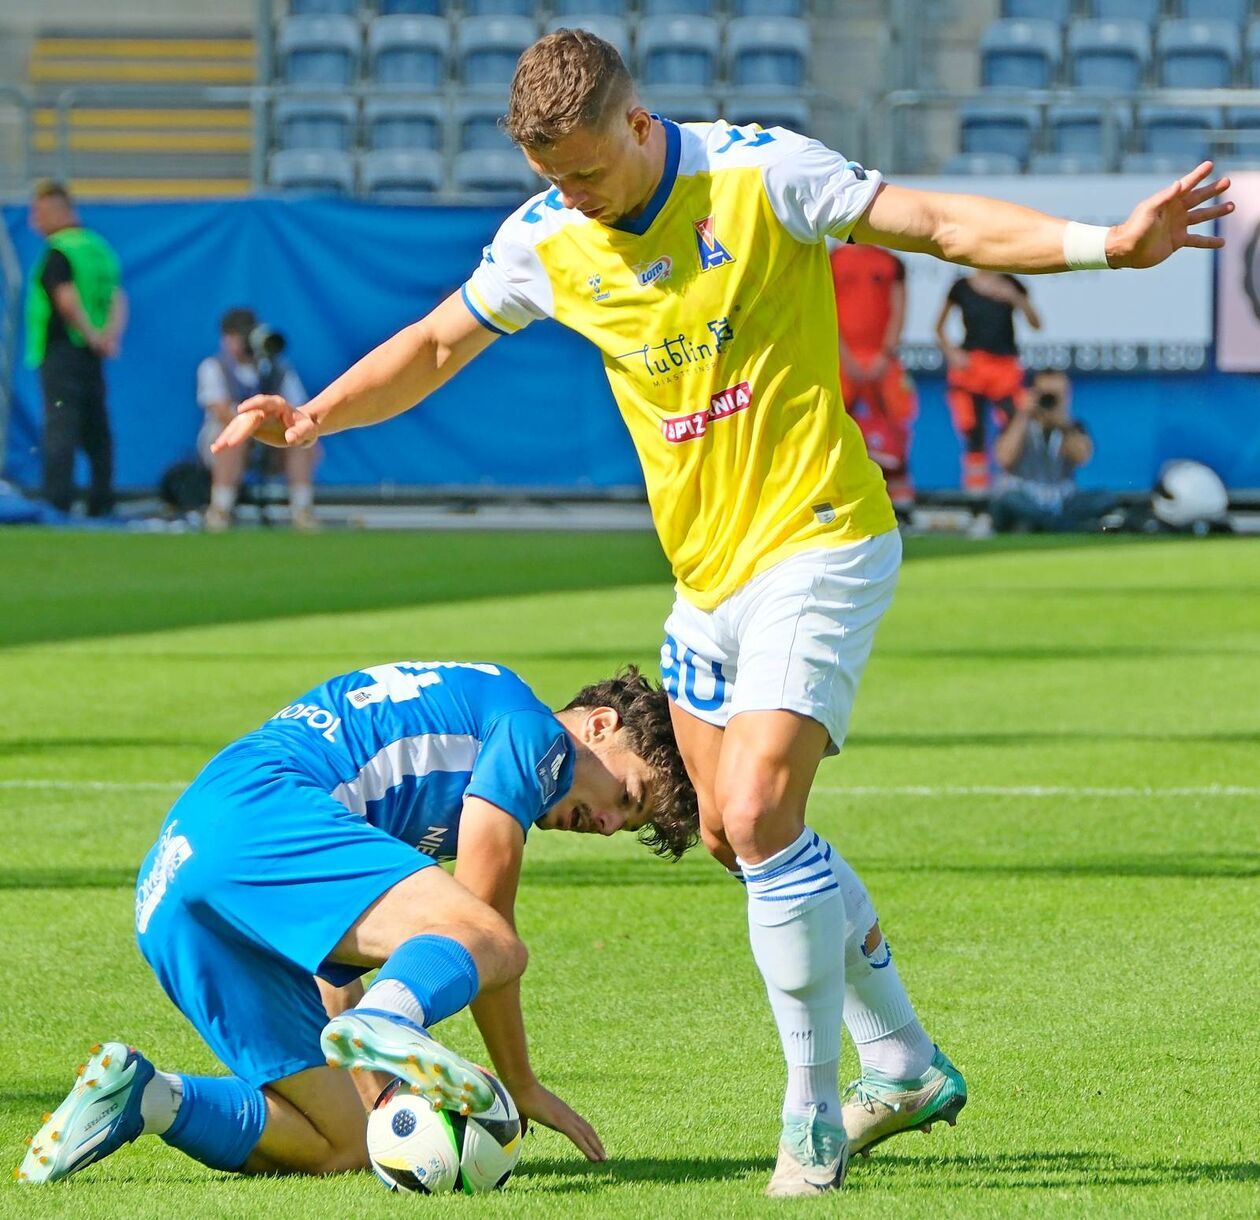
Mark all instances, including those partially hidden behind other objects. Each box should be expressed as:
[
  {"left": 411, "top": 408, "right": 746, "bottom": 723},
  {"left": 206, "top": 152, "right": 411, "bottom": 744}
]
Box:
[{"left": 250, "top": 1069, "right": 371, "bottom": 1176}]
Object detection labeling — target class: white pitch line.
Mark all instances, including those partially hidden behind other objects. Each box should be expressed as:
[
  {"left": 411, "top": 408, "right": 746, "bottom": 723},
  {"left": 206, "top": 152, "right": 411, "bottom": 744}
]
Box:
[{"left": 815, "top": 784, "right": 1260, "bottom": 798}]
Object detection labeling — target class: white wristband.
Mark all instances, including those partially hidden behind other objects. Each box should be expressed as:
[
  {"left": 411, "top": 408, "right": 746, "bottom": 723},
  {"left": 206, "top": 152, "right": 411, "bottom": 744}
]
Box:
[{"left": 1063, "top": 221, "right": 1112, "bottom": 271}]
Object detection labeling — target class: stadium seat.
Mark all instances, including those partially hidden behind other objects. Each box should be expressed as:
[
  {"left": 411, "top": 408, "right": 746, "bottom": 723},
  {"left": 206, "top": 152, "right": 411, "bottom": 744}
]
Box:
[
  {"left": 269, "top": 148, "right": 355, "bottom": 193},
  {"left": 464, "top": 0, "right": 535, "bottom": 16},
  {"left": 544, "top": 15, "right": 631, "bottom": 61},
  {"left": 646, "top": 92, "right": 720, "bottom": 124},
  {"left": 942, "top": 152, "right": 1023, "bottom": 174},
  {"left": 1157, "top": 19, "right": 1241, "bottom": 88},
  {"left": 364, "top": 97, "right": 445, "bottom": 151},
  {"left": 273, "top": 96, "right": 358, "bottom": 152},
  {"left": 1029, "top": 151, "right": 1110, "bottom": 173},
  {"left": 979, "top": 20, "right": 1063, "bottom": 90},
  {"left": 452, "top": 148, "right": 542, "bottom": 194},
  {"left": 638, "top": 16, "right": 721, "bottom": 89},
  {"left": 727, "top": 18, "right": 809, "bottom": 92},
  {"left": 378, "top": 0, "right": 443, "bottom": 13},
  {"left": 1177, "top": 0, "right": 1249, "bottom": 22},
  {"left": 725, "top": 96, "right": 811, "bottom": 133},
  {"left": 1250, "top": 22, "right": 1260, "bottom": 86},
  {"left": 1086, "top": 0, "right": 1160, "bottom": 20},
  {"left": 360, "top": 148, "right": 444, "bottom": 202},
  {"left": 457, "top": 16, "right": 538, "bottom": 92},
  {"left": 456, "top": 100, "right": 511, "bottom": 150},
  {"left": 733, "top": 0, "right": 804, "bottom": 17},
  {"left": 1120, "top": 151, "right": 1188, "bottom": 172},
  {"left": 277, "top": 16, "right": 361, "bottom": 88},
  {"left": 1227, "top": 105, "right": 1260, "bottom": 162},
  {"left": 288, "top": 0, "right": 359, "bottom": 15},
  {"left": 1048, "top": 102, "right": 1131, "bottom": 159},
  {"left": 1067, "top": 19, "right": 1151, "bottom": 91},
  {"left": 641, "top": 0, "right": 717, "bottom": 15},
  {"left": 368, "top": 15, "right": 449, "bottom": 89},
  {"left": 958, "top": 102, "right": 1040, "bottom": 167},
  {"left": 1003, "top": 0, "right": 1070, "bottom": 22},
  {"left": 1138, "top": 104, "right": 1224, "bottom": 161},
  {"left": 552, "top": 0, "right": 630, "bottom": 15}
]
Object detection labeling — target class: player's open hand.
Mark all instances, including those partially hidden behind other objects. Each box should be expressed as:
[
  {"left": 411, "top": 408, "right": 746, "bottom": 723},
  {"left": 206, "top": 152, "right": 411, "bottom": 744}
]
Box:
[
  {"left": 1108, "top": 162, "right": 1232, "bottom": 270},
  {"left": 209, "top": 394, "right": 319, "bottom": 453},
  {"left": 511, "top": 1080, "right": 607, "bottom": 1162}
]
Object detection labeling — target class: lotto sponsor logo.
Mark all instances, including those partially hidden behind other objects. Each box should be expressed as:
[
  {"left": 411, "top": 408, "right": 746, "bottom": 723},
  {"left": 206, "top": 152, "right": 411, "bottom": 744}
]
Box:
[
  {"left": 636, "top": 255, "right": 673, "bottom": 287},
  {"left": 661, "top": 381, "right": 752, "bottom": 443}
]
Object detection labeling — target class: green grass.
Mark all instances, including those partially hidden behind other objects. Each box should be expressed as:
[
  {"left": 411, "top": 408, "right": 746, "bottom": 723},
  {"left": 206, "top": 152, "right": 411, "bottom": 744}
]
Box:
[{"left": 1, "top": 529, "right": 1257, "bottom": 1218}]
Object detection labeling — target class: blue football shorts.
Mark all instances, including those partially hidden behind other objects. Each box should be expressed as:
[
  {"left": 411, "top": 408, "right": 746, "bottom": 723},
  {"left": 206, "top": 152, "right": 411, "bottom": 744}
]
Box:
[{"left": 134, "top": 741, "right": 433, "bottom": 1088}]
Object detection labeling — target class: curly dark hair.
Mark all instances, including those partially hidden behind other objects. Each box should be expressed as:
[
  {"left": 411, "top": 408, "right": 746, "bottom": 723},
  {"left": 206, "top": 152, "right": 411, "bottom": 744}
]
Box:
[{"left": 561, "top": 666, "right": 698, "bottom": 861}]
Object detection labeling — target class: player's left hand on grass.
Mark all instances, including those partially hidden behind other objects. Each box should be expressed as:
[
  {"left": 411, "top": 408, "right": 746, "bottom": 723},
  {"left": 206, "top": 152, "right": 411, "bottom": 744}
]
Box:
[
  {"left": 1106, "top": 162, "right": 1233, "bottom": 270},
  {"left": 511, "top": 1080, "right": 607, "bottom": 1162}
]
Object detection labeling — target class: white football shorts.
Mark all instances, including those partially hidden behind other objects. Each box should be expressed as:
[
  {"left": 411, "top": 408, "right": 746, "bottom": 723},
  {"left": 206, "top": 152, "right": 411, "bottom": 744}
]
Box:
[{"left": 661, "top": 529, "right": 902, "bottom": 752}]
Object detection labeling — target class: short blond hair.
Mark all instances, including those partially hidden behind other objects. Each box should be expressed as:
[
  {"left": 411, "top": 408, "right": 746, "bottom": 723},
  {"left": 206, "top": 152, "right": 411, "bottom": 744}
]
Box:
[{"left": 505, "top": 29, "right": 636, "bottom": 149}]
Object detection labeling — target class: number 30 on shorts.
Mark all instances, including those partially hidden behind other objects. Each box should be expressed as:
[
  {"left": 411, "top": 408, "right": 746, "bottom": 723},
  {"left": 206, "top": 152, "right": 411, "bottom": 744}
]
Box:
[{"left": 660, "top": 635, "right": 728, "bottom": 714}]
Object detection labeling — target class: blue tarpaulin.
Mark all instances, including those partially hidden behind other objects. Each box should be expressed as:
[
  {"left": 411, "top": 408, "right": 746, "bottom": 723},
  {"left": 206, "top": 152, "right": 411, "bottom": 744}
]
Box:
[{"left": 4, "top": 198, "right": 1258, "bottom": 494}]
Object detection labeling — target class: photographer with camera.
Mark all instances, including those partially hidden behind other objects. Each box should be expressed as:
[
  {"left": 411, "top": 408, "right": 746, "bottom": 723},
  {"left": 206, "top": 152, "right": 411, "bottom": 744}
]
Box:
[
  {"left": 991, "top": 368, "right": 1116, "bottom": 534},
  {"left": 197, "top": 308, "right": 317, "bottom": 531}
]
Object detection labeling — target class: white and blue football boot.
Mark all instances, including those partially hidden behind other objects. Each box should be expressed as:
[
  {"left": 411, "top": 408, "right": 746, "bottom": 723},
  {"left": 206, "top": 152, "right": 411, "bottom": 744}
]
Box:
[
  {"left": 16, "top": 1043, "right": 153, "bottom": 1184},
  {"left": 322, "top": 1010, "right": 494, "bottom": 1116}
]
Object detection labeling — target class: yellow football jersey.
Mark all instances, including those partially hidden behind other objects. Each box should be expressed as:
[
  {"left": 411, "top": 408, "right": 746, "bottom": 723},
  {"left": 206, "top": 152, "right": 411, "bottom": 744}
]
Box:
[{"left": 463, "top": 118, "right": 896, "bottom": 611}]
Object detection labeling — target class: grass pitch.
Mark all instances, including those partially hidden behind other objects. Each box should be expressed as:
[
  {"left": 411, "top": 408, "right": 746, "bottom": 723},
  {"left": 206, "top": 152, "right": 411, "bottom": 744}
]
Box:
[{"left": 1, "top": 528, "right": 1257, "bottom": 1219}]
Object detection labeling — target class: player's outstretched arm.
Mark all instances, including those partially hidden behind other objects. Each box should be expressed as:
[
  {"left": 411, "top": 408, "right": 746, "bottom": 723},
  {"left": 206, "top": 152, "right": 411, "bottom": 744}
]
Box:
[
  {"left": 210, "top": 290, "right": 497, "bottom": 452},
  {"left": 852, "top": 161, "right": 1232, "bottom": 275}
]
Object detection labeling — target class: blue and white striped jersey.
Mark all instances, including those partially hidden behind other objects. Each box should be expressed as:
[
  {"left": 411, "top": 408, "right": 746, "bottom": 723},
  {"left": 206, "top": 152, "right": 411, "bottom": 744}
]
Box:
[{"left": 236, "top": 661, "right": 575, "bottom": 859}]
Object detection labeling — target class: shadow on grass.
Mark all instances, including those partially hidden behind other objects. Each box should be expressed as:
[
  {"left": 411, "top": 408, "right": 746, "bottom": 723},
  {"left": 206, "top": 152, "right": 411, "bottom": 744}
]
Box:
[
  {"left": 872, "top": 854, "right": 1260, "bottom": 880},
  {"left": 0, "top": 867, "right": 136, "bottom": 890},
  {"left": 0, "top": 737, "right": 217, "bottom": 756}
]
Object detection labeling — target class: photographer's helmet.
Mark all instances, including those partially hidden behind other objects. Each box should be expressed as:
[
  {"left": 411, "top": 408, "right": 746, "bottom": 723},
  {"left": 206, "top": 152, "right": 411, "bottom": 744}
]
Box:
[{"left": 1152, "top": 461, "right": 1229, "bottom": 529}]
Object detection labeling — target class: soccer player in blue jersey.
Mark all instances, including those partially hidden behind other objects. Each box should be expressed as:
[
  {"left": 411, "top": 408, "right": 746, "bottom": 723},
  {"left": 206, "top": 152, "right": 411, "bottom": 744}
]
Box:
[{"left": 19, "top": 662, "right": 696, "bottom": 1185}]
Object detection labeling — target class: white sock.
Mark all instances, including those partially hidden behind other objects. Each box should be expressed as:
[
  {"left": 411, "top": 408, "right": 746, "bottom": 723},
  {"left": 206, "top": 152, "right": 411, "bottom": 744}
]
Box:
[
  {"left": 209, "top": 485, "right": 237, "bottom": 513},
  {"left": 827, "top": 851, "right": 935, "bottom": 1081},
  {"left": 288, "top": 483, "right": 313, "bottom": 513},
  {"left": 740, "top": 828, "right": 845, "bottom": 1124},
  {"left": 140, "top": 1070, "right": 183, "bottom": 1137},
  {"left": 359, "top": 977, "right": 427, "bottom": 1028}
]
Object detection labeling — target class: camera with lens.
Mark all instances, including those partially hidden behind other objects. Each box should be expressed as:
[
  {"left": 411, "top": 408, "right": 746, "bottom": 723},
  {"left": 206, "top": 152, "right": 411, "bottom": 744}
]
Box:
[{"left": 248, "top": 324, "right": 286, "bottom": 362}]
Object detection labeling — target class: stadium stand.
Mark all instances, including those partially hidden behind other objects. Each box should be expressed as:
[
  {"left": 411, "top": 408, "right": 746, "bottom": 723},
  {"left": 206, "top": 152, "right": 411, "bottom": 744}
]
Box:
[
  {"left": 733, "top": 0, "right": 804, "bottom": 16},
  {"left": 378, "top": 0, "right": 444, "bottom": 12},
  {"left": 288, "top": 0, "right": 360, "bottom": 15},
  {"left": 367, "top": 15, "right": 450, "bottom": 90},
  {"left": 1180, "top": 0, "right": 1250, "bottom": 22},
  {"left": 360, "top": 146, "right": 444, "bottom": 199},
  {"left": 641, "top": 0, "right": 718, "bottom": 16},
  {"left": 1157, "top": 18, "right": 1240, "bottom": 88},
  {"left": 942, "top": 151, "right": 1023, "bottom": 174},
  {"left": 455, "top": 99, "right": 512, "bottom": 150},
  {"left": 638, "top": 16, "right": 722, "bottom": 89},
  {"left": 1087, "top": 0, "right": 1161, "bottom": 20},
  {"left": 727, "top": 17, "right": 810, "bottom": 91},
  {"left": 1067, "top": 20, "right": 1152, "bottom": 92},
  {"left": 452, "top": 145, "right": 541, "bottom": 192},
  {"left": 980, "top": 20, "right": 1063, "bottom": 89},
  {"left": 552, "top": 0, "right": 631, "bottom": 14},
  {"left": 274, "top": 96, "right": 358, "bottom": 150},
  {"left": 958, "top": 101, "right": 1039, "bottom": 167},
  {"left": 269, "top": 146, "right": 355, "bottom": 191},
  {"left": 457, "top": 16, "right": 538, "bottom": 91},
  {"left": 726, "top": 95, "right": 811, "bottom": 132},
  {"left": 1248, "top": 20, "right": 1260, "bottom": 85},
  {"left": 1138, "top": 102, "right": 1224, "bottom": 159},
  {"left": 277, "top": 14, "right": 361, "bottom": 87},
  {"left": 364, "top": 97, "right": 445, "bottom": 150},
  {"left": 1029, "top": 151, "right": 1110, "bottom": 172},
  {"left": 1003, "top": 0, "right": 1071, "bottom": 21}
]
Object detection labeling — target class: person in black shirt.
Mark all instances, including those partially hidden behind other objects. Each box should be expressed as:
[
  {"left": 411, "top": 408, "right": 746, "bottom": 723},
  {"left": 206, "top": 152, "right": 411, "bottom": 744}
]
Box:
[
  {"left": 935, "top": 272, "right": 1040, "bottom": 495},
  {"left": 25, "top": 182, "right": 127, "bottom": 516}
]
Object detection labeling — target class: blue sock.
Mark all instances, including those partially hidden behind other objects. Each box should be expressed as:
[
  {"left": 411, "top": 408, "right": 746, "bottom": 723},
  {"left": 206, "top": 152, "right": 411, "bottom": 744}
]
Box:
[
  {"left": 161, "top": 1075, "right": 267, "bottom": 1172},
  {"left": 362, "top": 934, "right": 480, "bottom": 1028}
]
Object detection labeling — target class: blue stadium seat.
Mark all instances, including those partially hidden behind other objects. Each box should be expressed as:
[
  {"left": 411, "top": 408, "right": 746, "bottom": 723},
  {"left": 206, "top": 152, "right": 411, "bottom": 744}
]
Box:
[
  {"left": 1003, "top": 0, "right": 1070, "bottom": 21},
  {"left": 456, "top": 100, "right": 511, "bottom": 150},
  {"left": 1067, "top": 19, "right": 1151, "bottom": 90},
  {"left": 727, "top": 17, "right": 809, "bottom": 92},
  {"left": 733, "top": 0, "right": 803, "bottom": 16},
  {"left": 464, "top": 0, "right": 535, "bottom": 16},
  {"left": 638, "top": 16, "right": 721, "bottom": 90},
  {"left": 942, "top": 152, "right": 1023, "bottom": 174},
  {"left": 552, "top": 0, "right": 630, "bottom": 15},
  {"left": 725, "top": 97, "right": 811, "bottom": 133},
  {"left": 1138, "top": 104, "right": 1224, "bottom": 161},
  {"left": 1030, "top": 152, "right": 1110, "bottom": 173},
  {"left": 378, "top": 0, "right": 443, "bottom": 13},
  {"left": 647, "top": 93, "right": 719, "bottom": 124},
  {"left": 288, "top": 0, "right": 359, "bottom": 15},
  {"left": 273, "top": 96, "right": 357, "bottom": 151},
  {"left": 364, "top": 97, "right": 445, "bottom": 151},
  {"left": 360, "top": 148, "right": 444, "bottom": 202},
  {"left": 1158, "top": 19, "right": 1241, "bottom": 87},
  {"left": 277, "top": 16, "right": 361, "bottom": 88},
  {"left": 958, "top": 102, "right": 1040, "bottom": 167},
  {"left": 1250, "top": 22, "right": 1260, "bottom": 85},
  {"left": 1227, "top": 105, "right": 1260, "bottom": 162},
  {"left": 1086, "top": 0, "right": 1161, "bottom": 20},
  {"left": 452, "top": 148, "right": 542, "bottom": 194},
  {"left": 641, "top": 0, "right": 716, "bottom": 15},
  {"left": 269, "top": 148, "right": 355, "bottom": 193},
  {"left": 544, "top": 15, "right": 631, "bottom": 60},
  {"left": 457, "top": 16, "right": 538, "bottom": 91},
  {"left": 1177, "top": 0, "right": 1249, "bottom": 22},
  {"left": 1048, "top": 102, "right": 1131, "bottom": 158},
  {"left": 368, "top": 15, "right": 449, "bottom": 89},
  {"left": 979, "top": 20, "right": 1063, "bottom": 89},
  {"left": 1121, "top": 151, "right": 1188, "bottom": 172}
]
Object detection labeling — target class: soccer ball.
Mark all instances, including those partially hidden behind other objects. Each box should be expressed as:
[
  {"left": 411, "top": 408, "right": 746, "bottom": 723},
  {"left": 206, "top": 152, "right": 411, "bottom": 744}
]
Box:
[{"left": 368, "top": 1073, "right": 524, "bottom": 1194}]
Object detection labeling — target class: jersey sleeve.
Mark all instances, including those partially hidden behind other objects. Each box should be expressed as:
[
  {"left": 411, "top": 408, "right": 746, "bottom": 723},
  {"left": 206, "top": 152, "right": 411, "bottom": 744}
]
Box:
[
  {"left": 761, "top": 136, "right": 884, "bottom": 245},
  {"left": 196, "top": 357, "right": 229, "bottom": 409},
  {"left": 464, "top": 711, "right": 573, "bottom": 833},
  {"left": 461, "top": 218, "right": 554, "bottom": 337}
]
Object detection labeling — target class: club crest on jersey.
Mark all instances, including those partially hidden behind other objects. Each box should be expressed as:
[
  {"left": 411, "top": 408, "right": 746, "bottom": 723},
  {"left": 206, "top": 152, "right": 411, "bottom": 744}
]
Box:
[
  {"left": 694, "top": 217, "right": 734, "bottom": 272},
  {"left": 635, "top": 255, "right": 673, "bottom": 287}
]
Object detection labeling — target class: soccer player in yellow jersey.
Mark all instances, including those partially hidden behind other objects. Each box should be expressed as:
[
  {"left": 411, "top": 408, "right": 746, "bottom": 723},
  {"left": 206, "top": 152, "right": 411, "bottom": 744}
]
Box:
[{"left": 215, "top": 31, "right": 1231, "bottom": 1197}]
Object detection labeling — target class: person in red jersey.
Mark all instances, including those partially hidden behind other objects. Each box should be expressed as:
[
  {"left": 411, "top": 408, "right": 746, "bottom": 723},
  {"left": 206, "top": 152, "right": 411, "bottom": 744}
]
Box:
[
  {"left": 935, "top": 271, "right": 1042, "bottom": 495},
  {"left": 830, "top": 243, "right": 918, "bottom": 515}
]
